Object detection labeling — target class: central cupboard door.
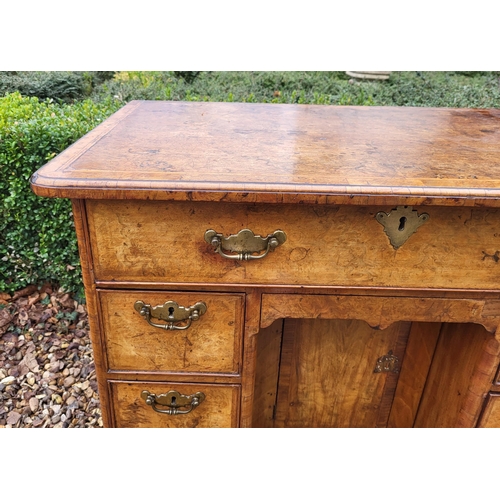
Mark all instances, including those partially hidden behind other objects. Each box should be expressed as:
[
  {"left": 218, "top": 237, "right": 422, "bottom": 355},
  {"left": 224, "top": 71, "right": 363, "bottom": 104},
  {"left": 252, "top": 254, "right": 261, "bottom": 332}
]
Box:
[{"left": 273, "top": 318, "right": 411, "bottom": 428}]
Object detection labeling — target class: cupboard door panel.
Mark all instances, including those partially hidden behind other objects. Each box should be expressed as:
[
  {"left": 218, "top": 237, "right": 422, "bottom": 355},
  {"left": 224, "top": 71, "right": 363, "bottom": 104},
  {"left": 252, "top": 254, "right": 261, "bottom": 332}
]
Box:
[
  {"left": 388, "top": 322, "right": 442, "bottom": 428},
  {"left": 414, "top": 323, "right": 491, "bottom": 428},
  {"left": 273, "top": 318, "right": 409, "bottom": 428}
]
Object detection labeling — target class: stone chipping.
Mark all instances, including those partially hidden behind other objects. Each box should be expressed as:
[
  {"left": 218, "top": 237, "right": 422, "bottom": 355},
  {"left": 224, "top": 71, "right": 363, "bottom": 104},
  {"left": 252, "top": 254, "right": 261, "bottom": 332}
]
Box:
[{"left": 0, "top": 285, "right": 102, "bottom": 428}]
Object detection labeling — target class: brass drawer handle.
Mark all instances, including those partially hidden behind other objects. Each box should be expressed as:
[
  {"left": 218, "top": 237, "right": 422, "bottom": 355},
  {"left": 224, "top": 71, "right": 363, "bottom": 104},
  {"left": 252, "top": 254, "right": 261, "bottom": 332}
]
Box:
[
  {"left": 205, "top": 228, "right": 286, "bottom": 261},
  {"left": 141, "top": 390, "right": 205, "bottom": 415},
  {"left": 134, "top": 300, "right": 207, "bottom": 331}
]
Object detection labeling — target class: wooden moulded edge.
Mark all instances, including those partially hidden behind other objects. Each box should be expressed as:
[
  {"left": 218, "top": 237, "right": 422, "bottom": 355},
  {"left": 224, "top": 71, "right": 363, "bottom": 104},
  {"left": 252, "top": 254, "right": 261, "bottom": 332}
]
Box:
[{"left": 28, "top": 181, "right": 500, "bottom": 208}]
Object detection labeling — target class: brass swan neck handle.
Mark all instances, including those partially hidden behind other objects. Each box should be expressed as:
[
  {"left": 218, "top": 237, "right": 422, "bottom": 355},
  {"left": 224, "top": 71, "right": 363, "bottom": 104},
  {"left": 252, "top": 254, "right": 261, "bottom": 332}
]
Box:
[{"left": 205, "top": 228, "right": 286, "bottom": 261}]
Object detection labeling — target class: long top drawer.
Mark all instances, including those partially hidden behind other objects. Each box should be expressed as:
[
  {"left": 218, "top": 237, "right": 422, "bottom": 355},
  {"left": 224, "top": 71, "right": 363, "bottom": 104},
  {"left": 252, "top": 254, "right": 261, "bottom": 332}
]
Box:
[{"left": 87, "top": 199, "right": 500, "bottom": 290}]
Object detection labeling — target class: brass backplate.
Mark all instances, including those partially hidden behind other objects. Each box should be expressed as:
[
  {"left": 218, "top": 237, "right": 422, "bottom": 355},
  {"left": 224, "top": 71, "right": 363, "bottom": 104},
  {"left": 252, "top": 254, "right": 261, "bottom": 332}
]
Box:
[
  {"left": 374, "top": 350, "right": 400, "bottom": 373},
  {"left": 141, "top": 390, "right": 206, "bottom": 415},
  {"left": 141, "top": 390, "right": 206, "bottom": 408},
  {"left": 376, "top": 205, "right": 429, "bottom": 249},
  {"left": 134, "top": 300, "right": 207, "bottom": 323},
  {"left": 205, "top": 228, "right": 286, "bottom": 260},
  {"left": 205, "top": 228, "right": 286, "bottom": 252}
]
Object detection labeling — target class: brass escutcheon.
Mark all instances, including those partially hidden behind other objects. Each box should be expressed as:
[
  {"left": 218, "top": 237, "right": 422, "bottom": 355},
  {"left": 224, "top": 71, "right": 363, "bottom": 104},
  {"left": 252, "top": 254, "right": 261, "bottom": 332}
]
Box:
[
  {"left": 204, "top": 228, "right": 286, "bottom": 261},
  {"left": 376, "top": 205, "right": 429, "bottom": 249},
  {"left": 141, "top": 390, "right": 205, "bottom": 415},
  {"left": 374, "top": 350, "right": 400, "bottom": 373},
  {"left": 134, "top": 300, "right": 207, "bottom": 331}
]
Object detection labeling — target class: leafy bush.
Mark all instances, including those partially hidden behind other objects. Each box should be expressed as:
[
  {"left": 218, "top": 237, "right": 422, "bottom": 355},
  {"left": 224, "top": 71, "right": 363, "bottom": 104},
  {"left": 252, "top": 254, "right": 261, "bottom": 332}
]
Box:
[
  {"left": 92, "top": 71, "right": 370, "bottom": 104},
  {"left": 92, "top": 71, "right": 500, "bottom": 108},
  {"left": 0, "top": 72, "right": 116, "bottom": 103},
  {"left": 173, "top": 71, "right": 200, "bottom": 83},
  {"left": 0, "top": 92, "right": 123, "bottom": 295}
]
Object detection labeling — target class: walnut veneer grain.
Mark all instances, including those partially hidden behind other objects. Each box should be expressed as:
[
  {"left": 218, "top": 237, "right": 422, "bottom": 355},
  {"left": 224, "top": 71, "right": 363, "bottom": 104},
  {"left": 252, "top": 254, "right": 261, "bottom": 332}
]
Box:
[
  {"left": 273, "top": 319, "right": 408, "bottom": 428},
  {"left": 31, "top": 102, "right": 500, "bottom": 207},
  {"left": 110, "top": 381, "right": 239, "bottom": 428},
  {"left": 87, "top": 200, "right": 500, "bottom": 291},
  {"left": 98, "top": 290, "right": 243, "bottom": 374}
]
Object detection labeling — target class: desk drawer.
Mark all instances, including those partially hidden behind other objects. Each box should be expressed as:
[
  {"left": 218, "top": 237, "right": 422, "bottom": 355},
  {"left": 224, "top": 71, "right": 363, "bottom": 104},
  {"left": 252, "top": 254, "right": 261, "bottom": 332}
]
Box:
[
  {"left": 109, "top": 381, "right": 240, "bottom": 428},
  {"left": 99, "top": 290, "right": 244, "bottom": 374},
  {"left": 88, "top": 200, "right": 500, "bottom": 290}
]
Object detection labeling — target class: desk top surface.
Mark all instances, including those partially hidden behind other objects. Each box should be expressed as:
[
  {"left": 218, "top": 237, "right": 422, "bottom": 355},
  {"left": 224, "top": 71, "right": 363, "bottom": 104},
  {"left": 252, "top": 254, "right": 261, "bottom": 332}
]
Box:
[{"left": 31, "top": 100, "right": 500, "bottom": 206}]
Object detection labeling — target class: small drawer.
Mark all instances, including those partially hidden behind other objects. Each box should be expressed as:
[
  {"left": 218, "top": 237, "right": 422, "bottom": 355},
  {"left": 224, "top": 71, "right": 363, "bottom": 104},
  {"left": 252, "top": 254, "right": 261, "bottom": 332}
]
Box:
[
  {"left": 88, "top": 200, "right": 500, "bottom": 290},
  {"left": 99, "top": 290, "right": 243, "bottom": 374},
  {"left": 477, "top": 393, "right": 500, "bottom": 427},
  {"left": 109, "top": 381, "right": 240, "bottom": 428}
]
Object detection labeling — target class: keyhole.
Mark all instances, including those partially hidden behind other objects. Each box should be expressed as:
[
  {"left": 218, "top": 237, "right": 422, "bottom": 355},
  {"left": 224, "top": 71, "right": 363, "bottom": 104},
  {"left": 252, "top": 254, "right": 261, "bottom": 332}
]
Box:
[
  {"left": 168, "top": 306, "right": 175, "bottom": 318},
  {"left": 171, "top": 396, "right": 177, "bottom": 405},
  {"left": 398, "top": 217, "right": 407, "bottom": 231}
]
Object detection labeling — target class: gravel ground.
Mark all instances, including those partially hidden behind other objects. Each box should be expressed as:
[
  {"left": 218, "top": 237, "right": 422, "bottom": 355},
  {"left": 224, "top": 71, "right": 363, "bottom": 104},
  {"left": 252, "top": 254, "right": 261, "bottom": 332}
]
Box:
[{"left": 0, "top": 284, "right": 102, "bottom": 428}]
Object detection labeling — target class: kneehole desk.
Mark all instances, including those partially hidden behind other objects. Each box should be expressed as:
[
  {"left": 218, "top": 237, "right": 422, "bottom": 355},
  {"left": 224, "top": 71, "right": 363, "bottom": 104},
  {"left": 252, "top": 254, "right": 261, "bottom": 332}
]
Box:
[{"left": 31, "top": 101, "right": 500, "bottom": 427}]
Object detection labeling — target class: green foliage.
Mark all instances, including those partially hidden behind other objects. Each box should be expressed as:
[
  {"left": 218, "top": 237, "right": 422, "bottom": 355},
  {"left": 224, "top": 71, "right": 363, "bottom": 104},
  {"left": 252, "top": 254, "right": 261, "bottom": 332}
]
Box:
[
  {"left": 173, "top": 71, "right": 200, "bottom": 83},
  {"left": 0, "top": 72, "right": 116, "bottom": 103},
  {"left": 92, "top": 71, "right": 500, "bottom": 108},
  {"left": 0, "top": 92, "right": 123, "bottom": 294},
  {"left": 367, "top": 72, "right": 500, "bottom": 107}
]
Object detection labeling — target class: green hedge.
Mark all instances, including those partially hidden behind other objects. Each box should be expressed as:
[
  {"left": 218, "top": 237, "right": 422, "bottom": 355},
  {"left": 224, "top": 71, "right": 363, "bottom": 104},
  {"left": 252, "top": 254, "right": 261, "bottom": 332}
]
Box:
[
  {"left": 0, "top": 92, "right": 123, "bottom": 295},
  {"left": 92, "top": 71, "right": 500, "bottom": 108},
  {"left": 0, "top": 71, "right": 116, "bottom": 103}
]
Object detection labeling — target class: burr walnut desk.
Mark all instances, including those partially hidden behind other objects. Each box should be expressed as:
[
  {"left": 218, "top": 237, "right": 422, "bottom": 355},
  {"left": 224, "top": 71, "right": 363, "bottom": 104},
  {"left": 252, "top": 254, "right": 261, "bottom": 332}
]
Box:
[{"left": 31, "top": 101, "right": 500, "bottom": 427}]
